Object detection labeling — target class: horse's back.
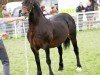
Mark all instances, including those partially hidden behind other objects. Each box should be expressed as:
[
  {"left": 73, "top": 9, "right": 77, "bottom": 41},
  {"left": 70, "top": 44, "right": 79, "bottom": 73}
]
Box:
[{"left": 50, "top": 13, "right": 76, "bottom": 35}]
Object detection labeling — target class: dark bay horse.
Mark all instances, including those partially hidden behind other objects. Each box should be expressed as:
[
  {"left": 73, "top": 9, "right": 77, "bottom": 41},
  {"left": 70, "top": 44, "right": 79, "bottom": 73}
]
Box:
[{"left": 22, "top": 0, "right": 82, "bottom": 75}]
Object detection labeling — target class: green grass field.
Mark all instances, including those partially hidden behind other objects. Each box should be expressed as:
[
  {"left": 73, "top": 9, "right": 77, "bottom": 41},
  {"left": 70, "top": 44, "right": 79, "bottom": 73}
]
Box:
[{"left": 0, "top": 29, "right": 100, "bottom": 75}]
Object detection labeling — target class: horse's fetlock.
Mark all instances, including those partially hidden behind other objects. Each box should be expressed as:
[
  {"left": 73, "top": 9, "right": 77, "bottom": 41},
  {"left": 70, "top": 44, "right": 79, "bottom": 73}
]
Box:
[{"left": 37, "top": 71, "right": 42, "bottom": 75}]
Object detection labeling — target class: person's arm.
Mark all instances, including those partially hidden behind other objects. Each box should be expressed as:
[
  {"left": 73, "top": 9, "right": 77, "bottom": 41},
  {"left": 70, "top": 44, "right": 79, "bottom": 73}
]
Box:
[{"left": 3, "top": 16, "right": 25, "bottom": 23}]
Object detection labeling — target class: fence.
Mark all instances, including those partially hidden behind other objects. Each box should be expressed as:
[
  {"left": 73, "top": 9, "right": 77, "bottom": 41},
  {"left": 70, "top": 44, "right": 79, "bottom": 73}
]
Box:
[
  {"left": 71, "top": 10, "right": 100, "bottom": 31},
  {"left": 0, "top": 18, "right": 28, "bottom": 38},
  {"left": 0, "top": 10, "right": 100, "bottom": 38}
]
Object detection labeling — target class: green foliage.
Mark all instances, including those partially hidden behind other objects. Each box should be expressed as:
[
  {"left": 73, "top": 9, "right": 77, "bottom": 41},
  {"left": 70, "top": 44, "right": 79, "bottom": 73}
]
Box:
[
  {"left": 0, "top": 29, "right": 100, "bottom": 75},
  {"left": 0, "top": 12, "right": 3, "bottom": 18},
  {"left": 0, "top": 5, "right": 3, "bottom": 18},
  {"left": 59, "top": 8, "right": 76, "bottom": 14}
]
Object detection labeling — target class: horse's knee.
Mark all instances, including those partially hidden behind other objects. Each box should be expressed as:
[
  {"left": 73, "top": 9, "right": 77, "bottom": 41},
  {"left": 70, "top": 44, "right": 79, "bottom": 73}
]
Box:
[{"left": 74, "top": 48, "right": 79, "bottom": 55}]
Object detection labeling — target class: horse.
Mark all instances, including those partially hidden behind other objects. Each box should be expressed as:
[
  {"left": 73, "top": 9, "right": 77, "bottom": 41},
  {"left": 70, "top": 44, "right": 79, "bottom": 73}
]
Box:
[{"left": 22, "top": 0, "right": 82, "bottom": 75}]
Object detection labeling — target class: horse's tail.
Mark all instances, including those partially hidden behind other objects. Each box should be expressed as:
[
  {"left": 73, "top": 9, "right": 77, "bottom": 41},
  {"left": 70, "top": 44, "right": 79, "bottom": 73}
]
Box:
[
  {"left": 63, "top": 14, "right": 74, "bottom": 49},
  {"left": 63, "top": 37, "right": 70, "bottom": 49}
]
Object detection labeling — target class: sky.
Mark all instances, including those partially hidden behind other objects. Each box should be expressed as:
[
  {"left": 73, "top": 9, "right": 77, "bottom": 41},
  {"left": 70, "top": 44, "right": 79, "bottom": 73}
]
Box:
[{"left": 58, "top": 0, "right": 89, "bottom": 9}]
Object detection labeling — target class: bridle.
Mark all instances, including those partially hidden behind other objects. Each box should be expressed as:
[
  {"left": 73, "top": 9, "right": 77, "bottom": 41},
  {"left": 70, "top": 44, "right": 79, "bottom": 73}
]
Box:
[{"left": 22, "top": 0, "right": 35, "bottom": 12}]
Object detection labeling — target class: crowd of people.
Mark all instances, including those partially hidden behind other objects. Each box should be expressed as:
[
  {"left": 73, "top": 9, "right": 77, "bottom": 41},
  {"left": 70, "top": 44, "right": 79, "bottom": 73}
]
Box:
[
  {"left": 76, "top": 2, "right": 94, "bottom": 12},
  {"left": 40, "top": 5, "right": 58, "bottom": 16},
  {"left": 76, "top": 0, "right": 98, "bottom": 30}
]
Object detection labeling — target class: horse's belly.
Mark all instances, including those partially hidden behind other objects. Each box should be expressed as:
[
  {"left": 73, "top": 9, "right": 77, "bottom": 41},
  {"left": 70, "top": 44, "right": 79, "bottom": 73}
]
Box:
[
  {"left": 50, "top": 36, "right": 67, "bottom": 48},
  {"left": 50, "top": 28, "right": 68, "bottom": 47}
]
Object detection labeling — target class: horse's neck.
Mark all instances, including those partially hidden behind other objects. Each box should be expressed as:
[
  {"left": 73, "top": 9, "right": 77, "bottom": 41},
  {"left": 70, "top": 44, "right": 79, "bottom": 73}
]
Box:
[{"left": 29, "top": 3, "right": 47, "bottom": 25}]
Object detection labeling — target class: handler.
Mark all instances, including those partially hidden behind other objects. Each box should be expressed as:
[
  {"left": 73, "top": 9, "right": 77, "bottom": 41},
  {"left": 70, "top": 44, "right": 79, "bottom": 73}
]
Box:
[{"left": 0, "top": 16, "right": 25, "bottom": 75}]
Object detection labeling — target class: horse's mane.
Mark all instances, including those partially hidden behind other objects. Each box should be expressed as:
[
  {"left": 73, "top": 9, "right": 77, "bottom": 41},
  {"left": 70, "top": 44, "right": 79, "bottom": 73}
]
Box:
[{"left": 29, "top": 2, "right": 44, "bottom": 25}]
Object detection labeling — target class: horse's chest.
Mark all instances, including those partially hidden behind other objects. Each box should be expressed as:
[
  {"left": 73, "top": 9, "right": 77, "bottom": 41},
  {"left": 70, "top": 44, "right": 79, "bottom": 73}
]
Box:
[
  {"left": 28, "top": 31, "right": 50, "bottom": 49},
  {"left": 28, "top": 32, "right": 40, "bottom": 47}
]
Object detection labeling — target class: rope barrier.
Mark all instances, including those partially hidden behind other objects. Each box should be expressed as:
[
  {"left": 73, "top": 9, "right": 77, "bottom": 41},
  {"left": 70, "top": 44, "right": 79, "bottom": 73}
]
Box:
[{"left": 23, "top": 21, "right": 29, "bottom": 75}]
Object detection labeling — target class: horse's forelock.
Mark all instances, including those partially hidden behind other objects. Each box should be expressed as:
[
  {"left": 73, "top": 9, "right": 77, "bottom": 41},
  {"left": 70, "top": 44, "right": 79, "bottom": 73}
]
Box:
[{"left": 22, "top": 0, "right": 31, "bottom": 6}]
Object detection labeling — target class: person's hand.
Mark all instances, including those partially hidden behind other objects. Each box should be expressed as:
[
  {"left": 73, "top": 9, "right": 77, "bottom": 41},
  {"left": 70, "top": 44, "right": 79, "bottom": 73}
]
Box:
[{"left": 17, "top": 16, "right": 25, "bottom": 20}]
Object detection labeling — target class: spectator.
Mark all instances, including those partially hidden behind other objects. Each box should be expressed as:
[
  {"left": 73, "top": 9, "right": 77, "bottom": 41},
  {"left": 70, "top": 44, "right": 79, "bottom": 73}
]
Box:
[
  {"left": 85, "top": 1, "right": 94, "bottom": 11},
  {"left": 2, "top": 5, "right": 11, "bottom": 18},
  {"left": 1, "top": 5, "right": 11, "bottom": 34},
  {"left": 0, "top": 16, "right": 24, "bottom": 75},
  {"left": 89, "top": 0, "right": 98, "bottom": 11},
  {"left": 76, "top": 2, "right": 85, "bottom": 12},
  {"left": 50, "top": 6, "right": 58, "bottom": 15},
  {"left": 18, "top": 10, "right": 25, "bottom": 17},
  {"left": 41, "top": 6, "right": 49, "bottom": 16},
  {"left": 85, "top": 1, "right": 94, "bottom": 29},
  {"left": 76, "top": 2, "right": 85, "bottom": 31},
  {"left": 0, "top": 37, "right": 9, "bottom": 75}
]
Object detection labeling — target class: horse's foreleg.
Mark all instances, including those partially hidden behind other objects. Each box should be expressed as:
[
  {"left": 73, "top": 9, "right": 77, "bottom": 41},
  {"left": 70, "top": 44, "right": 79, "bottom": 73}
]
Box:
[
  {"left": 57, "top": 45, "right": 63, "bottom": 71},
  {"left": 31, "top": 48, "right": 42, "bottom": 75},
  {"left": 70, "top": 36, "right": 82, "bottom": 71},
  {"left": 45, "top": 47, "right": 54, "bottom": 75}
]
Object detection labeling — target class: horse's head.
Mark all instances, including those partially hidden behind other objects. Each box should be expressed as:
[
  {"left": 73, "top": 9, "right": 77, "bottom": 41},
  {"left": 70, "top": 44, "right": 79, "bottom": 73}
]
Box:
[{"left": 22, "top": 0, "right": 35, "bottom": 14}]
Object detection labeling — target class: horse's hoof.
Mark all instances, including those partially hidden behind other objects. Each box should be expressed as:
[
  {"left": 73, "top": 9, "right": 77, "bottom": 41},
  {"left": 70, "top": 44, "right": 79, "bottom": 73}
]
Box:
[
  {"left": 37, "top": 74, "right": 42, "bottom": 75},
  {"left": 37, "top": 72, "right": 42, "bottom": 75},
  {"left": 76, "top": 67, "right": 82, "bottom": 72},
  {"left": 58, "top": 67, "right": 63, "bottom": 71}
]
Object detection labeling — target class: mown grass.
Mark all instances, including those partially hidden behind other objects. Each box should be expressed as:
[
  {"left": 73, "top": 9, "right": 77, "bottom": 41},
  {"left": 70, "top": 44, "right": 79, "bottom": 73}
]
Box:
[{"left": 0, "top": 29, "right": 100, "bottom": 75}]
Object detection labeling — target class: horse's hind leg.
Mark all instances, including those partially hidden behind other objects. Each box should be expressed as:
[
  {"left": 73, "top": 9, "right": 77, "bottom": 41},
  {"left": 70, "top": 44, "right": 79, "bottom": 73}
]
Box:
[
  {"left": 57, "top": 45, "right": 63, "bottom": 71},
  {"left": 31, "top": 47, "right": 42, "bottom": 75},
  {"left": 45, "top": 46, "right": 54, "bottom": 75},
  {"left": 70, "top": 35, "right": 82, "bottom": 71}
]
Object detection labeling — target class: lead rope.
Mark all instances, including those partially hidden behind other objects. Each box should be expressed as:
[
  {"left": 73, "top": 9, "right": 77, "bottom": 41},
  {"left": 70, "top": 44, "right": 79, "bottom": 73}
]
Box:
[{"left": 23, "top": 20, "right": 29, "bottom": 75}]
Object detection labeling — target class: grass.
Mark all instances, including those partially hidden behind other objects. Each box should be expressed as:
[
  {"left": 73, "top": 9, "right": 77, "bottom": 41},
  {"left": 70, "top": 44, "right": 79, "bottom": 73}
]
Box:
[{"left": 0, "top": 29, "right": 100, "bottom": 75}]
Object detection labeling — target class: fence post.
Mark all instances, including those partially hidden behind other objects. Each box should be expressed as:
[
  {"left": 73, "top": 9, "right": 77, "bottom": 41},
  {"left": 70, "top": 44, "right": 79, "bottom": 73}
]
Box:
[
  {"left": 76, "top": 13, "right": 79, "bottom": 31},
  {"left": 14, "top": 21, "right": 17, "bottom": 38}
]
